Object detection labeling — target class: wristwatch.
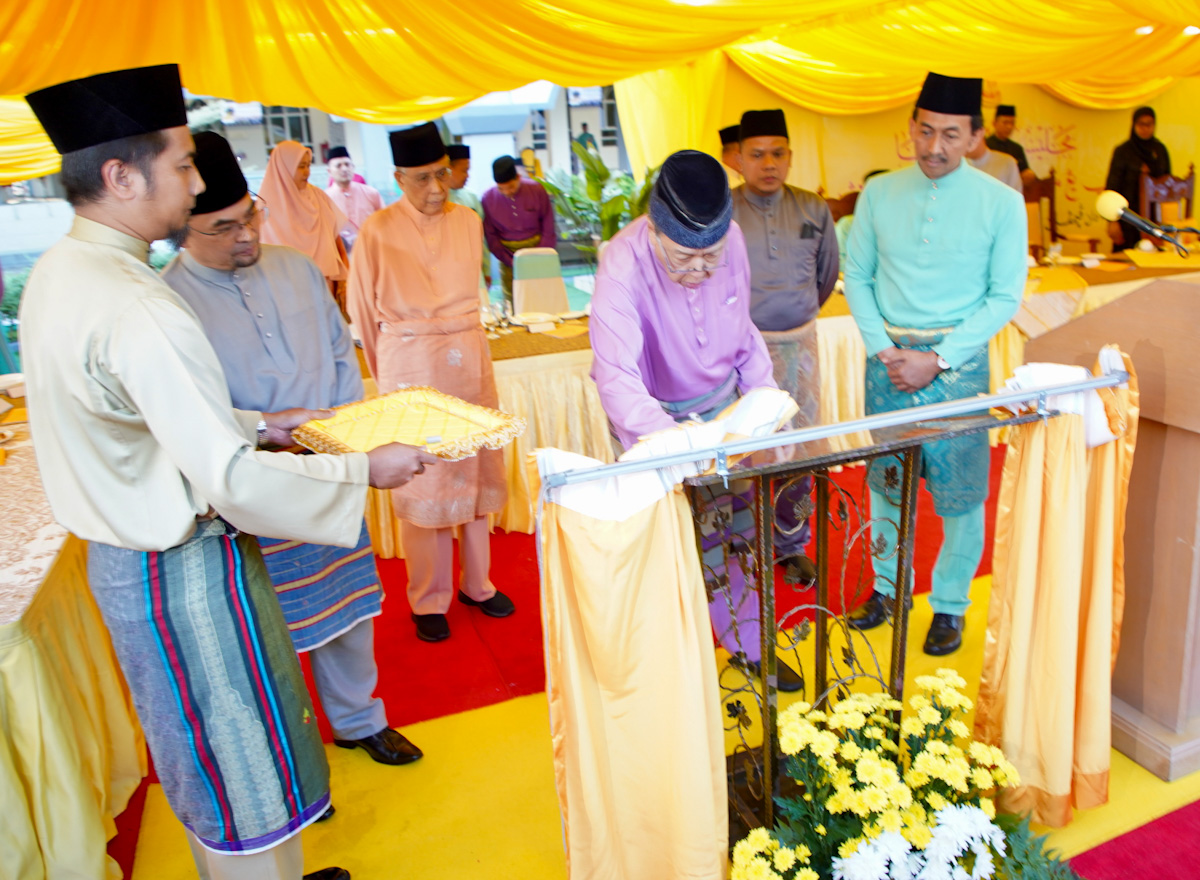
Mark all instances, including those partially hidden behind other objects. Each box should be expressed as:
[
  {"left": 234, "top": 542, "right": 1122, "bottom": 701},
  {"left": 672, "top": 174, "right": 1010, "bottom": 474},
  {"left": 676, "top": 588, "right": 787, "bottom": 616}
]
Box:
[
  {"left": 256, "top": 418, "right": 269, "bottom": 447},
  {"left": 935, "top": 355, "right": 950, "bottom": 372}
]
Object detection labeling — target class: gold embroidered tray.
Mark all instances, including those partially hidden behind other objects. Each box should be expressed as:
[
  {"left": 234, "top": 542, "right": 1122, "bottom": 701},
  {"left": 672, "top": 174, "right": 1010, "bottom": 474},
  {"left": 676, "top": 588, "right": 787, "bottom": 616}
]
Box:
[{"left": 292, "top": 386, "right": 525, "bottom": 461}]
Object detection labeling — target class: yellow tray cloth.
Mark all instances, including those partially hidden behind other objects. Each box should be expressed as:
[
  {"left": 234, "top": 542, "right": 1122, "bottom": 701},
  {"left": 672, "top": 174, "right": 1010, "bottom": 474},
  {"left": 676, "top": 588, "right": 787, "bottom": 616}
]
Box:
[{"left": 292, "top": 386, "right": 526, "bottom": 461}]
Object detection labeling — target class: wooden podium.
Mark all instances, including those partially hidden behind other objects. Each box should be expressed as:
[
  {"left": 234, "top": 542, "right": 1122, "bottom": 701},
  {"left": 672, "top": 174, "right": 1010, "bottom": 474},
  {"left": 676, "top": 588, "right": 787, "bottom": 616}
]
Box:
[{"left": 1025, "top": 278, "right": 1200, "bottom": 780}]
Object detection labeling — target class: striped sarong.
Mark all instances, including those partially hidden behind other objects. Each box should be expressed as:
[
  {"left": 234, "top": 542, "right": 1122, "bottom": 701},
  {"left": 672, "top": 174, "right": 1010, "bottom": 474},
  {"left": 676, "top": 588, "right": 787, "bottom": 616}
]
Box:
[
  {"left": 865, "top": 324, "right": 990, "bottom": 516},
  {"left": 257, "top": 522, "right": 382, "bottom": 653},
  {"left": 86, "top": 518, "right": 329, "bottom": 854}
]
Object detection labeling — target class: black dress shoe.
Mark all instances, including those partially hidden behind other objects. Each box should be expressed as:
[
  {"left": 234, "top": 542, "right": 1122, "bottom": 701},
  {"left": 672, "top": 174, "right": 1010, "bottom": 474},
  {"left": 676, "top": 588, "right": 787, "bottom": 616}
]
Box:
[
  {"left": 730, "top": 654, "right": 804, "bottom": 693},
  {"left": 847, "top": 591, "right": 889, "bottom": 630},
  {"left": 335, "top": 727, "right": 424, "bottom": 765},
  {"left": 457, "top": 589, "right": 515, "bottom": 618},
  {"left": 303, "top": 869, "right": 350, "bottom": 880},
  {"left": 923, "top": 613, "right": 964, "bottom": 656},
  {"left": 780, "top": 555, "right": 817, "bottom": 588},
  {"left": 412, "top": 612, "right": 450, "bottom": 642},
  {"left": 316, "top": 803, "right": 335, "bottom": 822}
]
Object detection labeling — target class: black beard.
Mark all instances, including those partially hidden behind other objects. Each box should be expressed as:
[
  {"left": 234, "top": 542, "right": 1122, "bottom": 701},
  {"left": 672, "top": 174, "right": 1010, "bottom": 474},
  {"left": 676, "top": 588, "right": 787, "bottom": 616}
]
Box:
[{"left": 165, "top": 226, "right": 188, "bottom": 250}]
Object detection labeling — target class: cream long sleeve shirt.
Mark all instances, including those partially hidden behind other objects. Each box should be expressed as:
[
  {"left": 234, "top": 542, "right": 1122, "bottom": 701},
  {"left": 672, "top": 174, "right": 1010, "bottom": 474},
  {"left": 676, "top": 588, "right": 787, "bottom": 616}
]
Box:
[{"left": 18, "top": 216, "right": 369, "bottom": 552}]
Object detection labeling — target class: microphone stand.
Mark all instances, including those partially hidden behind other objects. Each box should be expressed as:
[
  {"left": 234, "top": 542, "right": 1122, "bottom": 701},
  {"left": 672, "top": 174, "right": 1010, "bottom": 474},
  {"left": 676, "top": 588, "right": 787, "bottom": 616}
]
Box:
[{"left": 1145, "top": 224, "right": 1192, "bottom": 258}]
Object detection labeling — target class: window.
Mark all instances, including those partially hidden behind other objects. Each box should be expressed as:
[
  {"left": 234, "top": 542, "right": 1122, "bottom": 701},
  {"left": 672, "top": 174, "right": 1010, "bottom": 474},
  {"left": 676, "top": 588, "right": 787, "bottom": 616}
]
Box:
[
  {"left": 264, "top": 106, "right": 313, "bottom": 152},
  {"left": 531, "top": 110, "right": 547, "bottom": 150},
  {"left": 601, "top": 86, "right": 619, "bottom": 147}
]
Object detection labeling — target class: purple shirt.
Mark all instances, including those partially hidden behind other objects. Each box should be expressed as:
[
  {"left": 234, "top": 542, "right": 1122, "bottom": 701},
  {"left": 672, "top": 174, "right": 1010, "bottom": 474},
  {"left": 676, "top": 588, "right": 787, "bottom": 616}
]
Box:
[
  {"left": 589, "top": 215, "right": 775, "bottom": 449},
  {"left": 482, "top": 180, "right": 557, "bottom": 266}
]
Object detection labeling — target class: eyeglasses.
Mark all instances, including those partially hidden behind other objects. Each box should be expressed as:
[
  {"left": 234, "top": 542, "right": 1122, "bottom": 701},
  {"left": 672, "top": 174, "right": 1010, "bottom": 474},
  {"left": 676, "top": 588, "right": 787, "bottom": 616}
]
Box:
[
  {"left": 654, "top": 231, "right": 728, "bottom": 276},
  {"left": 402, "top": 167, "right": 454, "bottom": 187},
  {"left": 189, "top": 196, "right": 269, "bottom": 239}
]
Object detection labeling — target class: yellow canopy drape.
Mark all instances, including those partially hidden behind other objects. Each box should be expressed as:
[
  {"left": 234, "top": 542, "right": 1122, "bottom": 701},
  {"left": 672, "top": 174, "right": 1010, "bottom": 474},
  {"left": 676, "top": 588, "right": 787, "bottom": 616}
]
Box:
[{"left": 4, "top": 1, "right": 1200, "bottom": 183}]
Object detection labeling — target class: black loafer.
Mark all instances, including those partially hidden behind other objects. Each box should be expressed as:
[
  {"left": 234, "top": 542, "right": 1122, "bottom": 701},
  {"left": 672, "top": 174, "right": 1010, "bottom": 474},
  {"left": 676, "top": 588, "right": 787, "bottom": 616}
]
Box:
[
  {"left": 316, "top": 803, "right": 335, "bottom": 822},
  {"left": 303, "top": 869, "right": 350, "bottom": 880},
  {"left": 412, "top": 612, "right": 450, "bottom": 642},
  {"left": 730, "top": 654, "right": 804, "bottom": 693},
  {"left": 923, "top": 613, "right": 964, "bottom": 656},
  {"left": 781, "top": 555, "right": 817, "bottom": 588},
  {"left": 457, "top": 589, "right": 515, "bottom": 618},
  {"left": 334, "top": 727, "right": 424, "bottom": 765},
  {"left": 847, "top": 591, "right": 889, "bottom": 630}
]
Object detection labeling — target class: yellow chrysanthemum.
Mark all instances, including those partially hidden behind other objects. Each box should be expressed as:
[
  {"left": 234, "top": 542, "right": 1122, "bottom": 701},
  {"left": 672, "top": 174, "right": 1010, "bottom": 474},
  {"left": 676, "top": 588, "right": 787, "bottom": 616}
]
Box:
[
  {"left": 903, "top": 822, "right": 934, "bottom": 849},
  {"left": 968, "top": 742, "right": 996, "bottom": 766},
  {"left": 794, "top": 843, "right": 812, "bottom": 862},
  {"left": 979, "top": 797, "right": 996, "bottom": 819},
  {"left": 816, "top": 824, "right": 827, "bottom": 836},
  {"left": 773, "top": 847, "right": 797, "bottom": 872},
  {"left": 796, "top": 869, "right": 820, "bottom": 880},
  {"left": 909, "top": 694, "right": 931, "bottom": 712},
  {"left": 918, "top": 706, "right": 942, "bottom": 726},
  {"left": 811, "top": 731, "right": 840, "bottom": 761},
  {"left": 878, "top": 809, "right": 904, "bottom": 833},
  {"left": 841, "top": 741, "right": 863, "bottom": 761},
  {"left": 901, "top": 717, "right": 924, "bottom": 737},
  {"left": 745, "top": 826, "right": 772, "bottom": 852},
  {"left": 838, "top": 838, "right": 862, "bottom": 858},
  {"left": 946, "top": 719, "right": 969, "bottom": 738},
  {"left": 972, "top": 767, "right": 995, "bottom": 790},
  {"left": 926, "top": 791, "right": 948, "bottom": 811},
  {"left": 935, "top": 668, "right": 967, "bottom": 689}
]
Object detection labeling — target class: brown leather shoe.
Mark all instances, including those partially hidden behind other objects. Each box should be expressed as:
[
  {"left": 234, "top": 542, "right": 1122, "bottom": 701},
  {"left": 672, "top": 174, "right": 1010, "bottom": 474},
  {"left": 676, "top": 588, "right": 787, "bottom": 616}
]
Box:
[
  {"left": 334, "top": 727, "right": 423, "bottom": 765},
  {"left": 781, "top": 554, "right": 817, "bottom": 588}
]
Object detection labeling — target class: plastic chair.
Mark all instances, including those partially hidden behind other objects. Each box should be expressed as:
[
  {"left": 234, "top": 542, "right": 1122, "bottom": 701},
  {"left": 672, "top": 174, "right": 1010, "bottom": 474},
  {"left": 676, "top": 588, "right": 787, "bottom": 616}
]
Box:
[{"left": 512, "top": 247, "right": 569, "bottom": 315}]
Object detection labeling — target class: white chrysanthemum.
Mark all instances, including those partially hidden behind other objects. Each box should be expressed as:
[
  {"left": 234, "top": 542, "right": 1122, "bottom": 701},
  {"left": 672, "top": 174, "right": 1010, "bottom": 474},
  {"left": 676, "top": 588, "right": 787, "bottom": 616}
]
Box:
[
  {"left": 834, "top": 831, "right": 916, "bottom": 880},
  {"left": 916, "top": 804, "right": 1006, "bottom": 880}
]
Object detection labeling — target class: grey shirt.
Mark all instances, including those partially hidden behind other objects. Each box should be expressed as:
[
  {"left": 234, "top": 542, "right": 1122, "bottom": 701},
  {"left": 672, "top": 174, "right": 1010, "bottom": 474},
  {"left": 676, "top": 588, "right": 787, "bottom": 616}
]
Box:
[
  {"left": 732, "top": 184, "right": 839, "bottom": 332},
  {"left": 968, "top": 150, "right": 1023, "bottom": 193},
  {"left": 161, "top": 244, "right": 363, "bottom": 412}
]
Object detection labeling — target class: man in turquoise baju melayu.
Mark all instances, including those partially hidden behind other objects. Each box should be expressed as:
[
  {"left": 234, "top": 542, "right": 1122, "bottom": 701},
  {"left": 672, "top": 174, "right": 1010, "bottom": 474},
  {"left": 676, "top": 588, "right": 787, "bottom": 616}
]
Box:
[{"left": 843, "top": 72, "right": 1027, "bottom": 655}]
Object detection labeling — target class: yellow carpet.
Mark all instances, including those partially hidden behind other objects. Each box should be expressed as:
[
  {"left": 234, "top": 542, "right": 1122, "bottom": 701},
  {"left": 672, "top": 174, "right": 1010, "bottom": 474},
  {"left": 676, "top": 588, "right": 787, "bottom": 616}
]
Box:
[{"left": 132, "top": 574, "right": 1200, "bottom": 876}]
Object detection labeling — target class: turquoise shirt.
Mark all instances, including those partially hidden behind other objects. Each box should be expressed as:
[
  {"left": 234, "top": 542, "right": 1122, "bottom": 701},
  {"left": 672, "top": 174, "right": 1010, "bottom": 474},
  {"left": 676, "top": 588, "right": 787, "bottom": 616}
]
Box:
[
  {"left": 450, "top": 187, "right": 484, "bottom": 220},
  {"left": 843, "top": 162, "right": 1027, "bottom": 370}
]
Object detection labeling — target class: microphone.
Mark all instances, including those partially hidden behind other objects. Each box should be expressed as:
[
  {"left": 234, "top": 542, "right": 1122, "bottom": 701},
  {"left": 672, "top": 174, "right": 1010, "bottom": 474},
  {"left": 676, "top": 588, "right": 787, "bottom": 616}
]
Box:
[
  {"left": 1096, "top": 190, "right": 1191, "bottom": 255},
  {"left": 1095, "top": 191, "right": 1164, "bottom": 238}
]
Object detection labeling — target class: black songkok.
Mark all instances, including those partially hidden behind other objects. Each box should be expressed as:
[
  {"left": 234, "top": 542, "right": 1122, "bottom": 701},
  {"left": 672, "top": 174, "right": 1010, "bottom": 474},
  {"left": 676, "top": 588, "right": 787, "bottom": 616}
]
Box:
[
  {"left": 995, "top": 104, "right": 1016, "bottom": 118},
  {"left": 389, "top": 122, "right": 446, "bottom": 168},
  {"left": 190, "top": 132, "right": 248, "bottom": 215},
  {"left": 447, "top": 144, "right": 470, "bottom": 161},
  {"left": 718, "top": 125, "right": 741, "bottom": 147},
  {"left": 25, "top": 64, "right": 187, "bottom": 155},
  {"left": 738, "top": 109, "right": 788, "bottom": 141},
  {"left": 326, "top": 145, "right": 351, "bottom": 161},
  {"left": 915, "top": 72, "right": 983, "bottom": 117},
  {"left": 649, "top": 150, "right": 732, "bottom": 250},
  {"left": 493, "top": 156, "right": 518, "bottom": 183}
]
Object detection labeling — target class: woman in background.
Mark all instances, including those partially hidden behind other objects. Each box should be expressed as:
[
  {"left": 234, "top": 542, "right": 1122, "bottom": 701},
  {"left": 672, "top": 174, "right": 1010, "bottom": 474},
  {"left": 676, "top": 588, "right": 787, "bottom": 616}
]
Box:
[
  {"left": 260, "top": 140, "right": 350, "bottom": 306},
  {"left": 1104, "top": 106, "right": 1171, "bottom": 251}
]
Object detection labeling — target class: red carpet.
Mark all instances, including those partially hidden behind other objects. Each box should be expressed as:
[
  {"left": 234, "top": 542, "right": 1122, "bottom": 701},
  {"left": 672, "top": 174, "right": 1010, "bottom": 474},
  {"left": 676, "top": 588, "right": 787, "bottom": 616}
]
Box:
[
  {"left": 1071, "top": 798, "right": 1200, "bottom": 879},
  {"left": 107, "top": 451, "right": 1007, "bottom": 875}
]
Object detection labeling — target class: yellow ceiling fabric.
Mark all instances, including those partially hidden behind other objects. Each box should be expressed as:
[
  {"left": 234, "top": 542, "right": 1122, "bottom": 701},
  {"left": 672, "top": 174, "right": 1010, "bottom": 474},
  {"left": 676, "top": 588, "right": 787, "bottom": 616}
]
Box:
[
  {"left": 3, "top": 0, "right": 1200, "bottom": 183},
  {"left": 0, "top": 97, "right": 58, "bottom": 183}
]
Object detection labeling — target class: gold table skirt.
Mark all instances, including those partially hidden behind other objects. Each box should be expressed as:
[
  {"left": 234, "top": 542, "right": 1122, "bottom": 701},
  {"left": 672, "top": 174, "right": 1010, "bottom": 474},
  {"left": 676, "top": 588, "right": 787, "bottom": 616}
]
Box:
[{"left": 0, "top": 535, "right": 147, "bottom": 880}]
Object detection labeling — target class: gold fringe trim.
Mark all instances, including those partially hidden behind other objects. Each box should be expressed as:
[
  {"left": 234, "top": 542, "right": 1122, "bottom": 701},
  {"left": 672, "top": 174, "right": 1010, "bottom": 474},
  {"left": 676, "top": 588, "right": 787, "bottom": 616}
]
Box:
[{"left": 292, "top": 386, "right": 526, "bottom": 461}]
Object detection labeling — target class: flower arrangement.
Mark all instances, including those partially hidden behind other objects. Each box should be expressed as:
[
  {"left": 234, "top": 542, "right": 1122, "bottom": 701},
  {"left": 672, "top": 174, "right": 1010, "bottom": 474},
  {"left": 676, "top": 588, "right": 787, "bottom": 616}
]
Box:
[{"left": 731, "top": 669, "right": 1073, "bottom": 880}]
